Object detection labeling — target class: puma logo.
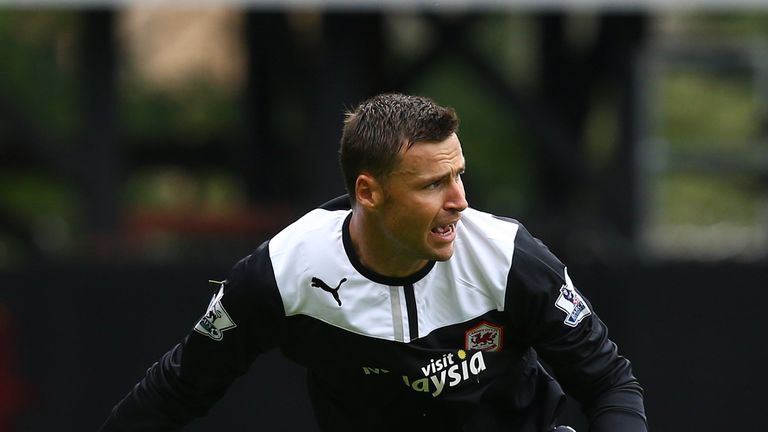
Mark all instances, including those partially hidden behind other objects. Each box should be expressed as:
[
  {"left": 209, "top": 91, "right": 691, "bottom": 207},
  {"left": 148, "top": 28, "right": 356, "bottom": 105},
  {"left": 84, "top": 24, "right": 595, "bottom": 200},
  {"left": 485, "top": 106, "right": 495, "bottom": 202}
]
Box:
[{"left": 311, "top": 277, "right": 347, "bottom": 306}]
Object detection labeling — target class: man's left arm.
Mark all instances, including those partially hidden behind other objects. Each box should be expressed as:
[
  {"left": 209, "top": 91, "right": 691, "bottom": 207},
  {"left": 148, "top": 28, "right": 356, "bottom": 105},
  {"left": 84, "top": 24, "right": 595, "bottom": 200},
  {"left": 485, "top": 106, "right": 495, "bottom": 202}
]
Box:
[{"left": 507, "top": 226, "right": 647, "bottom": 431}]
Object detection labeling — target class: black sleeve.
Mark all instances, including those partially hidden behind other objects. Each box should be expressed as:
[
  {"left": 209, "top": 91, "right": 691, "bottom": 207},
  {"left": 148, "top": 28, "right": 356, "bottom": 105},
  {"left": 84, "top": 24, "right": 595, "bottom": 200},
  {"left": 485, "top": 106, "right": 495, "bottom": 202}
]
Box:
[
  {"left": 99, "top": 241, "right": 286, "bottom": 431},
  {"left": 505, "top": 225, "right": 647, "bottom": 432}
]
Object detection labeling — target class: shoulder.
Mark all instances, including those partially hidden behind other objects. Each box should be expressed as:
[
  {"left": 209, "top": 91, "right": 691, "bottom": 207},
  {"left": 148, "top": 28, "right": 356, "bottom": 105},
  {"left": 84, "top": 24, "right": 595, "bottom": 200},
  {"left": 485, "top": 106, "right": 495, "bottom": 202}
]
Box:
[
  {"left": 455, "top": 208, "right": 566, "bottom": 297},
  {"left": 443, "top": 208, "right": 522, "bottom": 310},
  {"left": 266, "top": 200, "right": 354, "bottom": 317},
  {"left": 453, "top": 207, "right": 525, "bottom": 274},
  {"left": 216, "top": 200, "right": 351, "bottom": 330},
  {"left": 268, "top": 205, "right": 349, "bottom": 263},
  {"left": 507, "top": 222, "right": 567, "bottom": 294},
  {"left": 459, "top": 208, "right": 555, "bottom": 269},
  {"left": 496, "top": 220, "right": 594, "bottom": 333},
  {"left": 269, "top": 195, "right": 350, "bottom": 253},
  {"left": 226, "top": 197, "right": 352, "bottom": 305},
  {"left": 459, "top": 207, "right": 522, "bottom": 240}
]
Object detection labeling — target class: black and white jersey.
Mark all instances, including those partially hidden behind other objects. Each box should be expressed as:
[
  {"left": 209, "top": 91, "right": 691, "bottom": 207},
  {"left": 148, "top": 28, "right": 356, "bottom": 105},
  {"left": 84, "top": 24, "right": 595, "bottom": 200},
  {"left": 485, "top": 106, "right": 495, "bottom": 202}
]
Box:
[{"left": 100, "top": 196, "right": 646, "bottom": 432}]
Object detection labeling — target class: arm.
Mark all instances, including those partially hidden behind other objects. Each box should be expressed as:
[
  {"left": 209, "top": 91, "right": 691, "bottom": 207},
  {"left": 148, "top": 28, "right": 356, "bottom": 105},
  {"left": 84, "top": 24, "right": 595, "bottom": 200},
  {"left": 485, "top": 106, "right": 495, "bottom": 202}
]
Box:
[
  {"left": 99, "top": 242, "right": 285, "bottom": 431},
  {"left": 506, "top": 226, "right": 647, "bottom": 432}
]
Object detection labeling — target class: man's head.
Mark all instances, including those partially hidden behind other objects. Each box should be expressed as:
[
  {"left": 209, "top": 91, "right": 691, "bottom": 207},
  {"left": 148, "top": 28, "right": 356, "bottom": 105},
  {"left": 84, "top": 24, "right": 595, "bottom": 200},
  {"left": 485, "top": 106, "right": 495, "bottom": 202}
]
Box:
[
  {"left": 340, "top": 93, "right": 467, "bottom": 276},
  {"left": 339, "top": 93, "right": 459, "bottom": 204}
]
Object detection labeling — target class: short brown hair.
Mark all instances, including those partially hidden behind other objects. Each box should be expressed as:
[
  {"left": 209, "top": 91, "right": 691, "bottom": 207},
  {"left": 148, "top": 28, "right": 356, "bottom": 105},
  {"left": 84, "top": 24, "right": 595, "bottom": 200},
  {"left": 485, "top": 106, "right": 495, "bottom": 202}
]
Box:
[{"left": 339, "top": 93, "right": 459, "bottom": 203}]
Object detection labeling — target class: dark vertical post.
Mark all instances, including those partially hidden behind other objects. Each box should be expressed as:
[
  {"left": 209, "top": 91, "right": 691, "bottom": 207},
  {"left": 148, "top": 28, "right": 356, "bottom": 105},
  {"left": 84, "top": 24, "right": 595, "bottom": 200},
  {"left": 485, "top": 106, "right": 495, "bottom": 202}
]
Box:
[
  {"left": 300, "top": 12, "right": 385, "bottom": 208},
  {"left": 80, "top": 9, "right": 119, "bottom": 240},
  {"left": 605, "top": 14, "right": 648, "bottom": 249},
  {"left": 533, "top": 13, "right": 581, "bottom": 252},
  {"left": 242, "top": 11, "right": 289, "bottom": 203}
]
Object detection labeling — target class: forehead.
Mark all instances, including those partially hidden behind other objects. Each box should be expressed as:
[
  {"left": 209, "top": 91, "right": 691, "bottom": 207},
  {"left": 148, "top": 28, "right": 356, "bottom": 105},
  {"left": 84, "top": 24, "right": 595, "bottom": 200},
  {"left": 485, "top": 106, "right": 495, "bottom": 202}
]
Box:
[{"left": 395, "top": 133, "right": 464, "bottom": 174}]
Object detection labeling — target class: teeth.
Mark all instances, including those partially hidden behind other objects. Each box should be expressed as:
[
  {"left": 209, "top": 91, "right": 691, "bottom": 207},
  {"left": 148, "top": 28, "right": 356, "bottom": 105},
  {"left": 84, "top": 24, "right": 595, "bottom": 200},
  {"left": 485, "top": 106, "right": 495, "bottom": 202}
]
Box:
[{"left": 433, "top": 224, "right": 452, "bottom": 234}]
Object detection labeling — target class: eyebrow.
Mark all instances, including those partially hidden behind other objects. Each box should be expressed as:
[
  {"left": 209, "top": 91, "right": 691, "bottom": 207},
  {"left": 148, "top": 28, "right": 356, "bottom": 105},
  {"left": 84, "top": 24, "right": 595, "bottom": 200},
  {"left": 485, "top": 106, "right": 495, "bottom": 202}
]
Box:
[{"left": 422, "top": 163, "right": 466, "bottom": 184}]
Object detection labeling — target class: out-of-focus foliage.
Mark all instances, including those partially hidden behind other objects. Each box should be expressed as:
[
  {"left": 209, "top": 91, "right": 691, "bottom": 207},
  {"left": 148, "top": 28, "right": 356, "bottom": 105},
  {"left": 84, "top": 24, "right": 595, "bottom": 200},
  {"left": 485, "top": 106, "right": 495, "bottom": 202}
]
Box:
[
  {"left": 0, "top": 11, "right": 80, "bottom": 136},
  {"left": 118, "top": 9, "right": 245, "bottom": 142},
  {"left": 656, "top": 173, "right": 760, "bottom": 225},
  {"left": 120, "top": 80, "right": 242, "bottom": 143},
  {"left": 0, "top": 170, "right": 79, "bottom": 258},
  {"left": 4, "top": 10, "right": 768, "bottom": 265},
  {"left": 0, "top": 12, "right": 82, "bottom": 265},
  {"left": 124, "top": 168, "right": 247, "bottom": 214},
  {"left": 686, "top": 13, "right": 768, "bottom": 36},
  {"left": 658, "top": 71, "right": 757, "bottom": 149},
  {"left": 644, "top": 16, "right": 768, "bottom": 259}
]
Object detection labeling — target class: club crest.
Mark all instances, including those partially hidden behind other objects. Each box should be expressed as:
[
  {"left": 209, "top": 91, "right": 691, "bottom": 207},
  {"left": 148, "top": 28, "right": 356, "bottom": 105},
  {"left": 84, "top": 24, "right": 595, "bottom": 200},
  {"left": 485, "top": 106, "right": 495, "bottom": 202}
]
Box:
[
  {"left": 555, "top": 268, "right": 591, "bottom": 327},
  {"left": 464, "top": 321, "right": 503, "bottom": 352},
  {"left": 194, "top": 283, "right": 237, "bottom": 341}
]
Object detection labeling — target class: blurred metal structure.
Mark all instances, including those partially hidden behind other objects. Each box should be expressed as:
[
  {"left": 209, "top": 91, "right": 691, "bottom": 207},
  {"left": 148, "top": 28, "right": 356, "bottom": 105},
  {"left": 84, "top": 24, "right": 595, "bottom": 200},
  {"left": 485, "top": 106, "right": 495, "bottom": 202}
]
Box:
[
  {"left": 0, "top": 9, "right": 651, "bottom": 263},
  {"left": 640, "top": 38, "right": 768, "bottom": 259}
]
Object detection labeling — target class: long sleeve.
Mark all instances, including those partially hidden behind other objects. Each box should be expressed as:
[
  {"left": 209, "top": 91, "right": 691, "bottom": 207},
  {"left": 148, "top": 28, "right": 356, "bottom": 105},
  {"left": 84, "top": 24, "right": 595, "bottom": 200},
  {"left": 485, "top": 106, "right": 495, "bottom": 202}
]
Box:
[
  {"left": 505, "top": 225, "right": 647, "bottom": 432},
  {"left": 99, "top": 242, "right": 286, "bottom": 431}
]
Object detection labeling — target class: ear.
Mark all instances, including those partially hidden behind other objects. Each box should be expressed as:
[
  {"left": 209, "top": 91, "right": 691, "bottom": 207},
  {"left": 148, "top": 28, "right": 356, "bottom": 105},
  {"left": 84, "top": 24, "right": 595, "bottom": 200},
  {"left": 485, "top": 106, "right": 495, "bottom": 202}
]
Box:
[{"left": 354, "top": 172, "right": 384, "bottom": 210}]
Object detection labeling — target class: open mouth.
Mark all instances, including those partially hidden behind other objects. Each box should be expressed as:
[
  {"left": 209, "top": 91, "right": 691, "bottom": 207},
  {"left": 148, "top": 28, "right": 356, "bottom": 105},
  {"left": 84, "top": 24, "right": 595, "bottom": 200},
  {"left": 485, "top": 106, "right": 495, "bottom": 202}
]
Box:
[{"left": 431, "top": 223, "right": 456, "bottom": 238}]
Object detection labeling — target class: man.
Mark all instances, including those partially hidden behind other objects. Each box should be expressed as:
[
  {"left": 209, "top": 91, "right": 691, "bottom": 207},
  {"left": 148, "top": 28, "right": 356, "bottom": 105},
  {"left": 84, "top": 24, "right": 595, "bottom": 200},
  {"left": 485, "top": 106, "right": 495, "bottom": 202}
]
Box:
[{"left": 99, "top": 93, "right": 646, "bottom": 431}]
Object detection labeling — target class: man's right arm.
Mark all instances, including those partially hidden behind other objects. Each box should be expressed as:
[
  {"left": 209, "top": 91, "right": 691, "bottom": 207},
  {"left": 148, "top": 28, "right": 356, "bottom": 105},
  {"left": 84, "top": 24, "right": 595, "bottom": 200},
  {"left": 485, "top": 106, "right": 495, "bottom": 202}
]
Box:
[{"left": 99, "top": 242, "right": 286, "bottom": 431}]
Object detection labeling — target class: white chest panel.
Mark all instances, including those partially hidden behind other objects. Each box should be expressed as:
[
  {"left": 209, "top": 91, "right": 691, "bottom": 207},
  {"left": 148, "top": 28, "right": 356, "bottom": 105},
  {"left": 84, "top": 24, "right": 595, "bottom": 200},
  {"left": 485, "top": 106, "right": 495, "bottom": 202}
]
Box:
[{"left": 268, "top": 207, "right": 520, "bottom": 342}]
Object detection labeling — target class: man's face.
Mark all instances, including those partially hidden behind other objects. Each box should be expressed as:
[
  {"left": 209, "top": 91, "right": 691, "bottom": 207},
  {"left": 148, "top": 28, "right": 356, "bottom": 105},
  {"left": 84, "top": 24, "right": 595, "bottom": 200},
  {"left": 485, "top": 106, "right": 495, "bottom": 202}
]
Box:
[{"left": 375, "top": 133, "right": 468, "bottom": 265}]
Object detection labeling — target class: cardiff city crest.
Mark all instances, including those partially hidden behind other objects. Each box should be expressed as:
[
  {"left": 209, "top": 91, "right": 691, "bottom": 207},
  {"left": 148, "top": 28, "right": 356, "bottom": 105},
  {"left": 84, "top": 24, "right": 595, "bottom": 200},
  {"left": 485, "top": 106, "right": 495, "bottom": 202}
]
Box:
[{"left": 464, "top": 321, "right": 503, "bottom": 352}]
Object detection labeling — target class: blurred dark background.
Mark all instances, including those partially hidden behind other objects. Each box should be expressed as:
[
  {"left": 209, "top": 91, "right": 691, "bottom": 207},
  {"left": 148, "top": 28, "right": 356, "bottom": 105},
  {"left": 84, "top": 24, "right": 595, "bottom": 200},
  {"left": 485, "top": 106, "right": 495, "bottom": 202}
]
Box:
[{"left": 1, "top": 2, "right": 766, "bottom": 431}]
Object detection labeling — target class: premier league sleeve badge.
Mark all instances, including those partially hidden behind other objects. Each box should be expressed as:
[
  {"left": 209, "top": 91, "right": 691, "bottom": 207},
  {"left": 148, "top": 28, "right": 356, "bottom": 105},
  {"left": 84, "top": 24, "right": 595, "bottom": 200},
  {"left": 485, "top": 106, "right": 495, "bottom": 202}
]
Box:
[{"left": 554, "top": 268, "right": 592, "bottom": 327}]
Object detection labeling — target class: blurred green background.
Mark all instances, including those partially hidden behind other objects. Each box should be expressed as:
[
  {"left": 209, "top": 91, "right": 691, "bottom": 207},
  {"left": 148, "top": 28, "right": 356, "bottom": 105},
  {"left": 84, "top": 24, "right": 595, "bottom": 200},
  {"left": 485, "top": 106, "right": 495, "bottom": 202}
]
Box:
[{"left": 3, "top": 10, "right": 768, "bottom": 267}]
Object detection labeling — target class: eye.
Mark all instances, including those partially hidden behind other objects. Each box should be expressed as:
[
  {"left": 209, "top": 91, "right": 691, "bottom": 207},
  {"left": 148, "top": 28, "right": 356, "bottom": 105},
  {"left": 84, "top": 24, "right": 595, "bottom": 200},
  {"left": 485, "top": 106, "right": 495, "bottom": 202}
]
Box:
[{"left": 425, "top": 180, "right": 443, "bottom": 190}]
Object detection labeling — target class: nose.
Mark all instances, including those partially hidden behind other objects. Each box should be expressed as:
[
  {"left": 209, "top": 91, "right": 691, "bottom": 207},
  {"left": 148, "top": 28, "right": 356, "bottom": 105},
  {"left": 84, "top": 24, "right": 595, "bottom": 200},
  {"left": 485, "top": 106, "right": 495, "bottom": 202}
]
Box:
[{"left": 445, "top": 177, "right": 468, "bottom": 213}]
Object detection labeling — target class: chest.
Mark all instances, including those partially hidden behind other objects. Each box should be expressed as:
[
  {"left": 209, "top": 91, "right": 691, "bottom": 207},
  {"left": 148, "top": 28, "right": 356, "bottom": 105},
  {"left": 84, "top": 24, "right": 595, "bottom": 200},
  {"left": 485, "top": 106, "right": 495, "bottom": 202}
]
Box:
[{"left": 278, "top": 308, "right": 530, "bottom": 400}]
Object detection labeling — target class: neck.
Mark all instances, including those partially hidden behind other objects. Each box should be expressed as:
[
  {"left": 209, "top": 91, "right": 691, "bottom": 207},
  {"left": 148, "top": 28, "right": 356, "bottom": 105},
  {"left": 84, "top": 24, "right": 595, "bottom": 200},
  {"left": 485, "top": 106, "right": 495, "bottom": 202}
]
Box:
[{"left": 348, "top": 210, "right": 428, "bottom": 278}]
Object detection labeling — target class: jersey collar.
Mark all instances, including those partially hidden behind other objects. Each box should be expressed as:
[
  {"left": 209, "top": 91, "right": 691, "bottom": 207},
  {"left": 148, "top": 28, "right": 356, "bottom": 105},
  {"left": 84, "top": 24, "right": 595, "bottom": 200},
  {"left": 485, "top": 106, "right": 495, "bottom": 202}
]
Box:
[{"left": 341, "top": 212, "right": 436, "bottom": 286}]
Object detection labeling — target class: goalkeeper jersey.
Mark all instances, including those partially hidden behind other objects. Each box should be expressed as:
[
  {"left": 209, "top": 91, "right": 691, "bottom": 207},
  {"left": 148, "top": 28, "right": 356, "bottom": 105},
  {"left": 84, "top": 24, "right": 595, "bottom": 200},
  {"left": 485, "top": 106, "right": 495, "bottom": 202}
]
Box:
[{"left": 100, "top": 195, "right": 647, "bottom": 432}]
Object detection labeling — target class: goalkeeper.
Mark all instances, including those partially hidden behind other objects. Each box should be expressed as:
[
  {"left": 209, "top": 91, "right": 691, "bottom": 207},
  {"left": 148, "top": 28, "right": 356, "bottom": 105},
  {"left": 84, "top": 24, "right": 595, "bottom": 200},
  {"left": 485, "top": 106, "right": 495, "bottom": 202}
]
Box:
[{"left": 100, "top": 93, "right": 646, "bottom": 432}]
